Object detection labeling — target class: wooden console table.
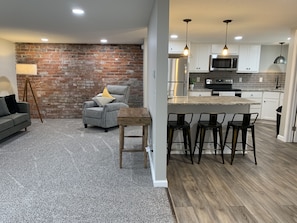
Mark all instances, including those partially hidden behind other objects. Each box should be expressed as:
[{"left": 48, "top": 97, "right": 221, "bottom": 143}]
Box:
[{"left": 117, "top": 107, "right": 151, "bottom": 168}]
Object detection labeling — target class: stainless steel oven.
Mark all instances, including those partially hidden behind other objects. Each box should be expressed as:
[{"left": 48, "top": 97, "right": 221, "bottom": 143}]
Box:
[
  {"left": 211, "top": 89, "right": 242, "bottom": 97},
  {"left": 205, "top": 78, "right": 242, "bottom": 97}
]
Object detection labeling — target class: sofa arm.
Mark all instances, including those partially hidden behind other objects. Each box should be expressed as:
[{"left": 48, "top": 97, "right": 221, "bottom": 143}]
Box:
[
  {"left": 83, "top": 100, "right": 97, "bottom": 109},
  {"left": 17, "top": 102, "right": 30, "bottom": 114},
  {"left": 104, "top": 102, "right": 129, "bottom": 112}
]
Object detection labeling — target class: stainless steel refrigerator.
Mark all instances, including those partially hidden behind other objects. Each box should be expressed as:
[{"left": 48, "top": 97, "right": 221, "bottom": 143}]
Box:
[{"left": 168, "top": 57, "right": 188, "bottom": 97}]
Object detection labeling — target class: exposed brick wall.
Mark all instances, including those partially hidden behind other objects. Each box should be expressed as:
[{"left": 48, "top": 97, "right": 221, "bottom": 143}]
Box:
[{"left": 16, "top": 43, "right": 143, "bottom": 119}]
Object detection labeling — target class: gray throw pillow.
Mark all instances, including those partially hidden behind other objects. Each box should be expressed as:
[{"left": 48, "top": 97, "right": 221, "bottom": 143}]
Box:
[{"left": 0, "top": 97, "right": 11, "bottom": 117}]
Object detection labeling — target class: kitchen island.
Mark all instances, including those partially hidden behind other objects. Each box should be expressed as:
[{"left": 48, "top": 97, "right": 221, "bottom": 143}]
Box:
[
  {"left": 168, "top": 96, "right": 258, "bottom": 113},
  {"left": 167, "top": 96, "right": 260, "bottom": 153}
]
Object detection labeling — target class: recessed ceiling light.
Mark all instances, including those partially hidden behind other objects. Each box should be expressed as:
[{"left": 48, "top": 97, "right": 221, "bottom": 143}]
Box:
[
  {"left": 72, "top": 8, "right": 85, "bottom": 15},
  {"left": 288, "top": 37, "right": 291, "bottom": 40},
  {"left": 41, "top": 38, "right": 48, "bottom": 42},
  {"left": 100, "top": 39, "right": 108, "bottom": 43},
  {"left": 170, "top": 34, "right": 178, "bottom": 39},
  {"left": 234, "top": 36, "right": 243, "bottom": 40}
]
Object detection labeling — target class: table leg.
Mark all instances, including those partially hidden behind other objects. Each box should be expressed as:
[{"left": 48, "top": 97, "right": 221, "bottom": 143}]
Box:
[
  {"left": 143, "top": 125, "right": 148, "bottom": 168},
  {"left": 119, "top": 125, "right": 124, "bottom": 168}
]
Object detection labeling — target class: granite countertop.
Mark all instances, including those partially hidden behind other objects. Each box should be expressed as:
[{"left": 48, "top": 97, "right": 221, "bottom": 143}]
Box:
[
  {"left": 167, "top": 96, "right": 259, "bottom": 105},
  {"left": 189, "top": 89, "right": 212, "bottom": 92}
]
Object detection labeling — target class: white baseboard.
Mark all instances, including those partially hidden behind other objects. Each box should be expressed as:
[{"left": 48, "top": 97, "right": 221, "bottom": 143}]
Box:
[
  {"left": 277, "top": 134, "right": 286, "bottom": 142},
  {"left": 147, "top": 149, "right": 168, "bottom": 188}
]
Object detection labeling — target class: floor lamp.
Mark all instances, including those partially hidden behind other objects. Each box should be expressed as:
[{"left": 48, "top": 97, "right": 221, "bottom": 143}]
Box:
[{"left": 16, "top": 64, "right": 43, "bottom": 123}]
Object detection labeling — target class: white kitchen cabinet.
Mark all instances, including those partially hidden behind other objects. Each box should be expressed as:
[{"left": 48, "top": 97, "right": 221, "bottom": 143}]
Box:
[
  {"left": 168, "top": 41, "right": 185, "bottom": 54},
  {"left": 241, "top": 91, "right": 263, "bottom": 118},
  {"left": 237, "top": 45, "right": 261, "bottom": 73},
  {"left": 211, "top": 44, "right": 239, "bottom": 55},
  {"left": 279, "top": 92, "right": 284, "bottom": 105},
  {"left": 261, "top": 92, "right": 280, "bottom": 120},
  {"left": 188, "top": 91, "right": 211, "bottom": 97},
  {"left": 188, "top": 44, "right": 211, "bottom": 73}
]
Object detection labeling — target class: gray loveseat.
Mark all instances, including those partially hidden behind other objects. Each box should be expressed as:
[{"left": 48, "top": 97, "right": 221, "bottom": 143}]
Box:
[
  {"left": 82, "top": 85, "right": 130, "bottom": 132},
  {"left": 0, "top": 96, "right": 31, "bottom": 141}
]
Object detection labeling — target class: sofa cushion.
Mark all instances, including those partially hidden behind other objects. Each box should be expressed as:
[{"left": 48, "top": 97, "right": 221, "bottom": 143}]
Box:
[
  {"left": 84, "top": 107, "right": 104, "bottom": 118},
  {"left": 4, "top": 94, "right": 19, "bottom": 114},
  {"left": 0, "top": 118, "right": 14, "bottom": 132},
  {"left": 0, "top": 97, "right": 11, "bottom": 117},
  {"left": 5, "top": 113, "right": 30, "bottom": 125}
]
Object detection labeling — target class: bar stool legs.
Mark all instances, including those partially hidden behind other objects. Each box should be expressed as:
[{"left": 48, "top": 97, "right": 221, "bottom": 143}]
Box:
[
  {"left": 167, "top": 113, "right": 193, "bottom": 164},
  {"left": 194, "top": 113, "right": 225, "bottom": 164},
  {"left": 224, "top": 113, "right": 258, "bottom": 165}
]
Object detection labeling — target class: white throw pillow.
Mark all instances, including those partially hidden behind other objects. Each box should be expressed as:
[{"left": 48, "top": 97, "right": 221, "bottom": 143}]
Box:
[{"left": 92, "top": 96, "right": 114, "bottom": 106}]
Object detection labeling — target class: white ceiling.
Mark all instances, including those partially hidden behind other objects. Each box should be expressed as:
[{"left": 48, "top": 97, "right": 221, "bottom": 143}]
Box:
[{"left": 0, "top": 0, "right": 297, "bottom": 45}]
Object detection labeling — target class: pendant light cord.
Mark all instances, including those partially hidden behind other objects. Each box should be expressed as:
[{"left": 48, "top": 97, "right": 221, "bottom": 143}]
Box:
[
  {"left": 186, "top": 22, "right": 188, "bottom": 46},
  {"left": 280, "top": 42, "right": 284, "bottom": 56},
  {"left": 183, "top": 19, "right": 191, "bottom": 47},
  {"left": 225, "top": 22, "right": 228, "bottom": 46},
  {"left": 223, "top": 20, "right": 232, "bottom": 46}
]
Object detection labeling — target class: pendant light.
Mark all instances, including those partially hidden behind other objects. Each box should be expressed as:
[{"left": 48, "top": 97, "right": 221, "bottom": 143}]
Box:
[
  {"left": 274, "top": 42, "right": 286, "bottom": 64},
  {"left": 183, "top": 19, "right": 191, "bottom": 56},
  {"left": 222, "top": 19, "right": 232, "bottom": 55}
]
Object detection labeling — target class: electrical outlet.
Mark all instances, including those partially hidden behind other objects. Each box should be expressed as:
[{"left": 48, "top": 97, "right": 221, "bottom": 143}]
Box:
[
  {"left": 239, "top": 77, "right": 242, "bottom": 83},
  {"left": 196, "top": 77, "right": 200, "bottom": 82},
  {"left": 259, "top": 77, "right": 263, "bottom": 82}
]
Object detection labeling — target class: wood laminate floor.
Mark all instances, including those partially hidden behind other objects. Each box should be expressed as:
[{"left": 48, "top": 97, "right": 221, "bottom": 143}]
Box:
[{"left": 167, "top": 121, "right": 297, "bottom": 223}]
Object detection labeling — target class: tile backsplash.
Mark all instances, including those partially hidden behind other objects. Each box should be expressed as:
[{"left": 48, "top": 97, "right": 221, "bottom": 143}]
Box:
[{"left": 189, "top": 71, "right": 286, "bottom": 90}]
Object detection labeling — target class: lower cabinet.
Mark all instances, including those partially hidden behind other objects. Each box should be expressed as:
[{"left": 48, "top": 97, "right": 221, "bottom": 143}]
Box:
[
  {"left": 261, "top": 92, "right": 281, "bottom": 120},
  {"left": 241, "top": 91, "right": 263, "bottom": 119}
]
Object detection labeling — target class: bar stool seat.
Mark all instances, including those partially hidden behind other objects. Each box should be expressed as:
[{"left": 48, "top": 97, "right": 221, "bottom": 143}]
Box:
[
  {"left": 167, "top": 113, "right": 193, "bottom": 164},
  {"left": 193, "top": 112, "right": 226, "bottom": 164},
  {"left": 223, "top": 113, "right": 258, "bottom": 165}
]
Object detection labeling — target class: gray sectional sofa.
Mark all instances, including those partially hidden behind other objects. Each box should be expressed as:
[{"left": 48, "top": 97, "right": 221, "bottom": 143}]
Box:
[{"left": 0, "top": 95, "right": 31, "bottom": 141}]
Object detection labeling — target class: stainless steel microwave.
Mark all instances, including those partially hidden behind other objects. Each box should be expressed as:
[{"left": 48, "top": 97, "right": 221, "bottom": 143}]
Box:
[{"left": 209, "top": 54, "right": 238, "bottom": 71}]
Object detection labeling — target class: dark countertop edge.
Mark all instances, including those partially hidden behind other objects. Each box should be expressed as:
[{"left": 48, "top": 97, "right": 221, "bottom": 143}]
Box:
[{"left": 190, "top": 89, "right": 284, "bottom": 93}]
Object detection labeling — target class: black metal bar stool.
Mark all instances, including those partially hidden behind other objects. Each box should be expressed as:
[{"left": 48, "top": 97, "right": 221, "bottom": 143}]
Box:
[
  {"left": 167, "top": 113, "right": 193, "bottom": 164},
  {"left": 223, "top": 113, "right": 258, "bottom": 165},
  {"left": 193, "top": 112, "right": 226, "bottom": 164}
]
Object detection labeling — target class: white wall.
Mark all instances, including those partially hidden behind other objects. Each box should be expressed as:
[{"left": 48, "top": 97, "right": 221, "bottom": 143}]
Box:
[
  {"left": 146, "top": 0, "right": 169, "bottom": 187},
  {"left": 259, "top": 45, "right": 288, "bottom": 73},
  {"left": 279, "top": 29, "right": 297, "bottom": 142},
  {"left": 0, "top": 38, "right": 17, "bottom": 97}
]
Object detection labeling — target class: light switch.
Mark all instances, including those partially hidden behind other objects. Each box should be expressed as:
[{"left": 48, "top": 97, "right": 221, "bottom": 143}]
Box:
[
  {"left": 196, "top": 77, "right": 200, "bottom": 82},
  {"left": 259, "top": 77, "right": 263, "bottom": 82},
  {"left": 239, "top": 77, "right": 242, "bottom": 83}
]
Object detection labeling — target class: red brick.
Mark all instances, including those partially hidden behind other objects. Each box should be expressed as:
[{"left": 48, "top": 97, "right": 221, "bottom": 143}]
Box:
[{"left": 16, "top": 43, "right": 143, "bottom": 119}]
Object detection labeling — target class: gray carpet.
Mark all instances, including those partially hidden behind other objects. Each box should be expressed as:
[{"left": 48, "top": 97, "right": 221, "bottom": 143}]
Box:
[{"left": 0, "top": 119, "right": 176, "bottom": 223}]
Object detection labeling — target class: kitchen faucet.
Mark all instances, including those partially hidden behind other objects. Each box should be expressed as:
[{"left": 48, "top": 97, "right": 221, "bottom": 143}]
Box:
[{"left": 275, "top": 76, "right": 281, "bottom": 89}]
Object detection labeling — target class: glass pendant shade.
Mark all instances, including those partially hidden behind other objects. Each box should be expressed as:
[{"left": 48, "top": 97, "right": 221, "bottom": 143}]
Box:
[
  {"left": 274, "top": 42, "right": 286, "bottom": 64},
  {"left": 183, "top": 19, "right": 191, "bottom": 56},
  {"left": 222, "top": 19, "right": 232, "bottom": 55},
  {"left": 183, "top": 45, "right": 189, "bottom": 56},
  {"left": 222, "top": 45, "right": 228, "bottom": 55}
]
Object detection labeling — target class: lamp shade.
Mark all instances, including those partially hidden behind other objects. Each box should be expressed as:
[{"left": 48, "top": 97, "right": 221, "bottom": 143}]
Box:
[
  {"left": 274, "top": 55, "right": 286, "bottom": 64},
  {"left": 273, "top": 42, "right": 286, "bottom": 64},
  {"left": 16, "top": 64, "right": 37, "bottom": 75}
]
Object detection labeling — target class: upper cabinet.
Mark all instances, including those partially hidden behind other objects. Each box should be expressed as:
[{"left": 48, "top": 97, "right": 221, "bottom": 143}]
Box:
[
  {"left": 211, "top": 44, "right": 239, "bottom": 55},
  {"left": 188, "top": 44, "right": 211, "bottom": 73},
  {"left": 168, "top": 41, "right": 185, "bottom": 54},
  {"left": 237, "top": 45, "right": 261, "bottom": 73}
]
